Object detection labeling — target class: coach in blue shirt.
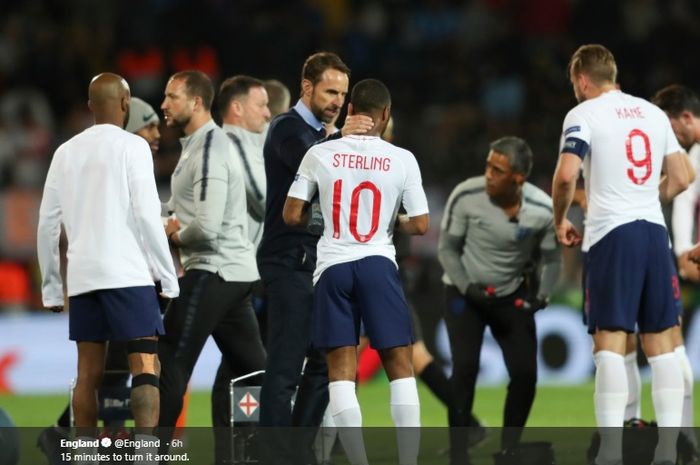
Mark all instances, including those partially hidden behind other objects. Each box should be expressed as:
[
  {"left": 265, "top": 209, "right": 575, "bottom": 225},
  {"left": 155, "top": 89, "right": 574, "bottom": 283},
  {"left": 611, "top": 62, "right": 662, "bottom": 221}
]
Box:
[{"left": 257, "top": 51, "right": 371, "bottom": 447}]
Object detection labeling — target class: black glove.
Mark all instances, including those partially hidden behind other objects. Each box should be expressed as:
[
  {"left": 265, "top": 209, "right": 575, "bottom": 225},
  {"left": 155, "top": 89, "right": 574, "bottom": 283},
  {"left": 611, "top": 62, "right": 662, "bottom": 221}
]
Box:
[
  {"left": 514, "top": 295, "right": 549, "bottom": 314},
  {"left": 154, "top": 281, "right": 171, "bottom": 314},
  {"left": 307, "top": 202, "right": 324, "bottom": 235},
  {"left": 465, "top": 283, "right": 496, "bottom": 303}
]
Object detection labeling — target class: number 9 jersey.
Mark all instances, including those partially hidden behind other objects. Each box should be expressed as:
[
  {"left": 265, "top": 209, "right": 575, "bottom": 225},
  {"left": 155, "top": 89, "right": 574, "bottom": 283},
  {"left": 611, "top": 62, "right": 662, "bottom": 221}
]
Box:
[
  {"left": 288, "top": 134, "right": 429, "bottom": 284},
  {"left": 559, "top": 89, "right": 683, "bottom": 251}
]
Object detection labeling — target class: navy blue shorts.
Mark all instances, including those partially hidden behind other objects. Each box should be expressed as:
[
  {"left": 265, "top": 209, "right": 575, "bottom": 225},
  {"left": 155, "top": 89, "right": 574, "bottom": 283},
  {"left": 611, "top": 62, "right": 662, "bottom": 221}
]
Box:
[
  {"left": 312, "top": 256, "right": 414, "bottom": 350},
  {"left": 585, "top": 220, "right": 682, "bottom": 334},
  {"left": 69, "top": 286, "right": 165, "bottom": 342}
]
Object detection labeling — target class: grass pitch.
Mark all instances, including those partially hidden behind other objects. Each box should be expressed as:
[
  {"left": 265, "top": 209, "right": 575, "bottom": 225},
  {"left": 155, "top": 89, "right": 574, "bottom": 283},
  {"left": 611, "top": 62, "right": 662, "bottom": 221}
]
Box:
[{"left": 1, "top": 377, "right": 694, "bottom": 427}]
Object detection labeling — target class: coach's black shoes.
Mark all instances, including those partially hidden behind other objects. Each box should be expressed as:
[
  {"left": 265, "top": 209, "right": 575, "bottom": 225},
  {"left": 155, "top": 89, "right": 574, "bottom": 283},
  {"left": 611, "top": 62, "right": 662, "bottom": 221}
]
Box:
[
  {"left": 466, "top": 424, "right": 487, "bottom": 448},
  {"left": 37, "top": 426, "right": 69, "bottom": 465}
]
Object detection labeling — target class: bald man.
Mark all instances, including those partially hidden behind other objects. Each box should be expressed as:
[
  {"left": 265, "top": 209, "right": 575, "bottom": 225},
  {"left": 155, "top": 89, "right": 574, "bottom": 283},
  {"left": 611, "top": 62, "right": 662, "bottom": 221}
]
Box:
[
  {"left": 38, "top": 92, "right": 171, "bottom": 465},
  {"left": 37, "top": 74, "right": 178, "bottom": 448}
]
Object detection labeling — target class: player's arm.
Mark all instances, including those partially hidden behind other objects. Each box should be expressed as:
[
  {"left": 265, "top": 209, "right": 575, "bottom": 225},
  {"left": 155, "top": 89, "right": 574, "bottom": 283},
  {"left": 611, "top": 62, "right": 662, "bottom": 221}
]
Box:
[
  {"left": 396, "top": 213, "right": 429, "bottom": 236},
  {"left": 437, "top": 186, "right": 470, "bottom": 295},
  {"left": 552, "top": 152, "right": 583, "bottom": 247},
  {"left": 660, "top": 151, "right": 694, "bottom": 203},
  {"left": 126, "top": 141, "right": 179, "bottom": 298},
  {"left": 670, "top": 151, "right": 699, "bottom": 280},
  {"left": 37, "top": 154, "right": 65, "bottom": 310},
  {"left": 283, "top": 196, "right": 310, "bottom": 227},
  {"left": 397, "top": 153, "right": 430, "bottom": 236},
  {"left": 283, "top": 150, "right": 318, "bottom": 228}
]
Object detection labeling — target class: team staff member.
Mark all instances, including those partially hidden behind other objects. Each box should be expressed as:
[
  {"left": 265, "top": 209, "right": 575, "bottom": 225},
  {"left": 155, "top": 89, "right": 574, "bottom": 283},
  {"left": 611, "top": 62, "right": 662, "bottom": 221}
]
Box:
[
  {"left": 157, "top": 70, "right": 266, "bottom": 427},
  {"left": 258, "top": 52, "right": 371, "bottom": 465},
  {"left": 220, "top": 75, "right": 272, "bottom": 247},
  {"left": 438, "top": 136, "right": 560, "bottom": 464},
  {"left": 257, "top": 52, "right": 371, "bottom": 428},
  {"left": 37, "top": 74, "right": 178, "bottom": 443}
]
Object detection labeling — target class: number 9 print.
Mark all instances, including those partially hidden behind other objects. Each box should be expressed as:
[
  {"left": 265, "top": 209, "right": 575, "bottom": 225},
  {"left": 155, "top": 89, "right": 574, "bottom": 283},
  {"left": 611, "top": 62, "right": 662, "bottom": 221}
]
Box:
[{"left": 626, "top": 129, "right": 652, "bottom": 185}]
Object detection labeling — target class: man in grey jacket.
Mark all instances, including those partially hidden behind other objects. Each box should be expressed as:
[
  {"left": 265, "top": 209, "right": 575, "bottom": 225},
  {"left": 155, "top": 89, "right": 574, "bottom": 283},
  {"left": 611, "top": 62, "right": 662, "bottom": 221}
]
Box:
[
  {"left": 157, "top": 70, "right": 266, "bottom": 427},
  {"left": 438, "top": 136, "right": 561, "bottom": 464}
]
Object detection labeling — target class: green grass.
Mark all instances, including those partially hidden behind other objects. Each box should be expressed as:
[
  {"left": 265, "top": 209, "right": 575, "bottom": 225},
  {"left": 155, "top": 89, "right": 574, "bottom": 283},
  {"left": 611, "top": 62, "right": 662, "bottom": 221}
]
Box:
[
  {"left": 3, "top": 379, "right": 699, "bottom": 465},
  {"left": 2, "top": 376, "right": 697, "bottom": 427}
]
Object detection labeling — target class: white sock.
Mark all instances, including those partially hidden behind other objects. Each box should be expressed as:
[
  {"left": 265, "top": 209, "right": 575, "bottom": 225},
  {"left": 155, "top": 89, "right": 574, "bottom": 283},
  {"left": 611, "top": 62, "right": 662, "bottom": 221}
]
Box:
[
  {"left": 329, "top": 380, "right": 368, "bottom": 465},
  {"left": 594, "top": 351, "right": 627, "bottom": 465},
  {"left": 133, "top": 434, "right": 159, "bottom": 465},
  {"left": 594, "top": 351, "right": 628, "bottom": 427},
  {"left": 390, "top": 377, "right": 420, "bottom": 465},
  {"left": 314, "top": 405, "right": 338, "bottom": 464},
  {"left": 675, "top": 345, "right": 698, "bottom": 448},
  {"left": 623, "top": 351, "right": 642, "bottom": 420},
  {"left": 649, "top": 352, "right": 684, "bottom": 464}
]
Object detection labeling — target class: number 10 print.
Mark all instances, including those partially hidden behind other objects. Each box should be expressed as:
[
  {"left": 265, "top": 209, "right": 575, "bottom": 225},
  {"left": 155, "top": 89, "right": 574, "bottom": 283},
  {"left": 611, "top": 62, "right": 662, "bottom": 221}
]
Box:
[{"left": 332, "top": 179, "right": 382, "bottom": 242}]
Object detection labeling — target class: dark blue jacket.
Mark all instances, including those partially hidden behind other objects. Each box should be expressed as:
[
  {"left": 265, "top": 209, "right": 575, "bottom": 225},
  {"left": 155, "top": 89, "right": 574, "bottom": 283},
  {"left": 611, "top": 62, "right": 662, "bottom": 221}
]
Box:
[{"left": 257, "top": 108, "right": 339, "bottom": 263}]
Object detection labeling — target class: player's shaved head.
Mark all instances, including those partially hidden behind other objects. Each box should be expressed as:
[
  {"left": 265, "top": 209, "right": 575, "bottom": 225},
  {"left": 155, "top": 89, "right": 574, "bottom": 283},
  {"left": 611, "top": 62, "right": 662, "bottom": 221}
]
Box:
[
  {"left": 88, "top": 72, "right": 131, "bottom": 128},
  {"left": 351, "top": 79, "right": 391, "bottom": 115},
  {"left": 349, "top": 79, "right": 391, "bottom": 137}
]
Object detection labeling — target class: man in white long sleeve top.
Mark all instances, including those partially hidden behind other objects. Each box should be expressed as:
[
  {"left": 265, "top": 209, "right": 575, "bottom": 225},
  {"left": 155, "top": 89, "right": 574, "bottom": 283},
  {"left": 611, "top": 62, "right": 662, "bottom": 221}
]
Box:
[
  {"left": 37, "top": 73, "right": 179, "bottom": 435},
  {"left": 651, "top": 84, "right": 700, "bottom": 462}
]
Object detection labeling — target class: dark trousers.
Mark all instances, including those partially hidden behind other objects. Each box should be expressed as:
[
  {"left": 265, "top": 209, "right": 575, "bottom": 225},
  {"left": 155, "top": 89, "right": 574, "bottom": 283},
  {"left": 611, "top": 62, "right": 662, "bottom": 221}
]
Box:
[
  {"left": 444, "top": 284, "right": 537, "bottom": 461},
  {"left": 256, "top": 259, "right": 328, "bottom": 465},
  {"left": 158, "top": 270, "right": 266, "bottom": 427},
  {"left": 257, "top": 261, "right": 328, "bottom": 427},
  {"left": 211, "top": 281, "right": 267, "bottom": 428}
]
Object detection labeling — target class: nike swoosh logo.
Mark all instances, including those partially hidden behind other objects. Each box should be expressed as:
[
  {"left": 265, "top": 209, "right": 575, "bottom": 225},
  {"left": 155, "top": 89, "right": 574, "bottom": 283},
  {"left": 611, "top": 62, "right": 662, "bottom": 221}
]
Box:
[{"left": 143, "top": 112, "right": 156, "bottom": 122}]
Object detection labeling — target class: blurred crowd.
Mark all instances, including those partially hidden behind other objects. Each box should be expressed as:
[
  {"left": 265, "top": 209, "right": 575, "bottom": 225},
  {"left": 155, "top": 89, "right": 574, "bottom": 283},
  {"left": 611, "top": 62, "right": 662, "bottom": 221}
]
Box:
[{"left": 1, "top": 0, "right": 700, "bottom": 312}]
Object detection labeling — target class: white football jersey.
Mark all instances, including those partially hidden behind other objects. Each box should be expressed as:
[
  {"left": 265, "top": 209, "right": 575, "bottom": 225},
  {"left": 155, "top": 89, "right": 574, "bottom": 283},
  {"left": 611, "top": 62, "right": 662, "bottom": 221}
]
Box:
[
  {"left": 559, "top": 90, "right": 682, "bottom": 251},
  {"left": 288, "top": 135, "right": 429, "bottom": 283},
  {"left": 671, "top": 144, "right": 700, "bottom": 256}
]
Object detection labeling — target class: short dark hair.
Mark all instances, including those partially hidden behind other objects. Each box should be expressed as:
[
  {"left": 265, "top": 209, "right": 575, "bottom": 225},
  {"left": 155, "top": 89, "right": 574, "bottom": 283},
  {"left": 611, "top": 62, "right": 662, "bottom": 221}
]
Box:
[
  {"left": 218, "top": 75, "right": 265, "bottom": 118},
  {"left": 301, "top": 52, "right": 350, "bottom": 87},
  {"left": 350, "top": 79, "right": 391, "bottom": 114},
  {"left": 568, "top": 44, "right": 617, "bottom": 86},
  {"left": 652, "top": 84, "right": 700, "bottom": 118},
  {"left": 489, "top": 136, "right": 533, "bottom": 177},
  {"left": 171, "top": 70, "right": 215, "bottom": 111}
]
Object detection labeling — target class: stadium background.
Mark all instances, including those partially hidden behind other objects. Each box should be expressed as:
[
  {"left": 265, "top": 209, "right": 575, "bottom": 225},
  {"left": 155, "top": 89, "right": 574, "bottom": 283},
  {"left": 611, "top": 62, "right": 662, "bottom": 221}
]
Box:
[{"left": 1, "top": 0, "right": 700, "bottom": 427}]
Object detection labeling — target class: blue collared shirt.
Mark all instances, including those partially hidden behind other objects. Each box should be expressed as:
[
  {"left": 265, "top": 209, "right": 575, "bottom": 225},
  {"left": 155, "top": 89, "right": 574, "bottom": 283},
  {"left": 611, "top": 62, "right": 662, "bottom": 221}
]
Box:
[{"left": 293, "top": 100, "right": 324, "bottom": 133}]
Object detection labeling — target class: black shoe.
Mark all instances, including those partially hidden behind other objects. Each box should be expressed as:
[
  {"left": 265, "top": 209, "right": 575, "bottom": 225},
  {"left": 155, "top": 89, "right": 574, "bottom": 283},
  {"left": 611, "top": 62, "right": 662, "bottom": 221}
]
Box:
[
  {"left": 467, "top": 425, "right": 487, "bottom": 448},
  {"left": 37, "top": 426, "right": 69, "bottom": 465}
]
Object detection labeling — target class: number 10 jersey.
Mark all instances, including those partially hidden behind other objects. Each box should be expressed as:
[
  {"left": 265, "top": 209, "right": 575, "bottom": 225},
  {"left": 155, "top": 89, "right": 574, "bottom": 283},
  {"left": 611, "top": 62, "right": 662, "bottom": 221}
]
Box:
[
  {"left": 559, "top": 89, "right": 682, "bottom": 251},
  {"left": 288, "top": 134, "right": 429, "bottom": 284}
]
